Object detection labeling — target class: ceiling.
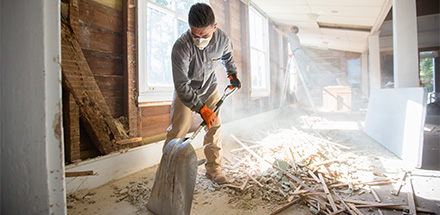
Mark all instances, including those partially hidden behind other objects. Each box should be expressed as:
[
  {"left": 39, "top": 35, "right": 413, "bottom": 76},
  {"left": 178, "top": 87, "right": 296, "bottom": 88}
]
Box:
[{"left": 251, "top": 0, "right": 392, "bottom": 53}]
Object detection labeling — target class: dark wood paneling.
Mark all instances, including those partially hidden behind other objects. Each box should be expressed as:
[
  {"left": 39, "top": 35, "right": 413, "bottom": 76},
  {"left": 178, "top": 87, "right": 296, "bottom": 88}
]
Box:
[
  {"left": 79, "top": 0, "right": 123, "bottom": 33},
  {"left": 83, "top": 49, "right": 123, "bottom": 76}
]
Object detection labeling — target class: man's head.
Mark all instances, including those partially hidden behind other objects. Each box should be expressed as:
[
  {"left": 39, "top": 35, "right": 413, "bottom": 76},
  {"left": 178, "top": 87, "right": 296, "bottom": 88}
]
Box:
[
  {"left": 290, "top": 26, "right": 299, "bottom": 34},
  {"left": 188, "top": 3, "right": 217, "bottom": 50},
  {"left": 188, "top": 3, "right": 215, "bottom": 29}
]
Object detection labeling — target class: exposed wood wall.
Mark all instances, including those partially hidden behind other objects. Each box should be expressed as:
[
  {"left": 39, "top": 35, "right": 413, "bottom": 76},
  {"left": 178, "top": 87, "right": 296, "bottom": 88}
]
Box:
[{"left": 79, "top": 0, "right": 124, "bottom": 118}]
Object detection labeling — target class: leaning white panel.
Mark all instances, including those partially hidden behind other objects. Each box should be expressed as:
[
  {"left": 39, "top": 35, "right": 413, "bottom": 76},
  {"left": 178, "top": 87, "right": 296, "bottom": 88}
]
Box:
[{"left": 364, "top": 87, "right": 427, "bottom": 168}]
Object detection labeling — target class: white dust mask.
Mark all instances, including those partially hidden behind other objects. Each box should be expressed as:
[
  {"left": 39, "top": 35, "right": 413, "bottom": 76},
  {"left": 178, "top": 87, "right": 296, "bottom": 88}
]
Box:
[{"left": 193, "top": 37, "right": 211, "bottom": 50}]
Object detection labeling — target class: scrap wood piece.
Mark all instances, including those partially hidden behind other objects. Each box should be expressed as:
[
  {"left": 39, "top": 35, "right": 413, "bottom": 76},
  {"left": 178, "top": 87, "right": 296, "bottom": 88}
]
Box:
[
  {"left": 243, "top": 170, "right": 264, "bottom": 188},
  {"left": 407, "top": 177, "right": 417, "bottom": 215},
  {"left": 308, "top": 170, "right": 321, "bottom": 183},
  {"left": 318, "top": 173, "right": 338, "bottom": 213},
  {"left": 65, "top": 170, "right": 95, "bottom": 177},
  {"left": 347, "top": 203, "right": 364, "bottom": 215},
  {"left": 332, "top": 189, "right": 355, "bottom": 215},
  {"left": 117, "top": 137, "right": 143, "bottom": 145},
  {"left": 311, "top": 159, "right": 338, "bottom": 169},
  {"left": 230, "top": 144, "right": 262, "bottom": 152},
  {"left": 269, "top": 197, "right": 302, "bottom": 215},
  {"left": 370, "top": 187, "right": 382, "bottom": 203},
  {"left": 392, "top": 171, "right": 408, "bottom": 196},
  {"left": 225, "top": 176, "right": 249, "bottom": 191}
]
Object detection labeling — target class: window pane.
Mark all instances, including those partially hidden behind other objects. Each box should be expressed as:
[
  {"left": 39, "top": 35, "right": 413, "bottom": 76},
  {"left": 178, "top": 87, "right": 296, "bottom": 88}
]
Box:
[
  {"left": 251, "top": 49, "right": 266, "bottom": 89},
  {"left": 178, "top": 19, "right": 188, "bottom": 36},
  {"left": 147, "top": 7, "right": 174, "bottom": 86},
  {"left": 150, "top": 0, "right": 172, "bottom": 10},
  {"left": 175, "top": 0, "right": 198, "bottom": 15}
]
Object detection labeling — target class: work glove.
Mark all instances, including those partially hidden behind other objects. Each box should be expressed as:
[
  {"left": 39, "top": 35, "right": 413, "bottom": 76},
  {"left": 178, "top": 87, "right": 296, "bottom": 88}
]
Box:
[
  {"left": 228, "top": 74, "right": 241, "bottom": 89},
  {"left": 199, "top": 105, "right": 216, "bottom": 129}
]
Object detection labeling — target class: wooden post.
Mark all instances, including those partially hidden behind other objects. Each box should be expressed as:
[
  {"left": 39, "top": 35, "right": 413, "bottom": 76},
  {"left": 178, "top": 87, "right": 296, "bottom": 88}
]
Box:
[{"left": 123, "top": 0, "right": 141, "bottom": 137}]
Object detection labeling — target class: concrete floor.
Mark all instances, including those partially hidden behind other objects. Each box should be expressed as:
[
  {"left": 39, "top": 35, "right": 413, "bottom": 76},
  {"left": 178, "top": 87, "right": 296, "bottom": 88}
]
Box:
[{"left": 422, "top": 104, "right": 440, "bottom": 170}]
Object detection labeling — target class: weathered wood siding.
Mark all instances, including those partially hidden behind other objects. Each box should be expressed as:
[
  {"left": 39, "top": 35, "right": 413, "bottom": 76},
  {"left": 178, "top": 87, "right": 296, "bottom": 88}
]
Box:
[{"left": 79, "top": 0, "right": 124, "bottom": 118}]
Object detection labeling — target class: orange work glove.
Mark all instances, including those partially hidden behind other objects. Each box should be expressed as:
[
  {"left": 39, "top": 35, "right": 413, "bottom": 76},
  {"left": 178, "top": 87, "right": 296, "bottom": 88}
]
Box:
[
  {"left": 228, "top": 73, "right": 241, "bottom": 89},
  {"left": 199, "top": 105, "right": 216, "bottom": 129}
]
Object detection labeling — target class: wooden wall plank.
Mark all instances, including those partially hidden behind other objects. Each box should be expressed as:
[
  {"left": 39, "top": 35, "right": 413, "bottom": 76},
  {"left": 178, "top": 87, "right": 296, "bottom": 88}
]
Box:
[
  {"left": 90, "top": 0, "right": 122, "bottom": 11},
  {"left": 80, "top": 0, "right": 122, "bottom": 33},
  {"left": 82, "top": 49, "right": 123, "bottom": 76},
  {"left": 78, "top": 24, "right": 123, "bottom": 54}
]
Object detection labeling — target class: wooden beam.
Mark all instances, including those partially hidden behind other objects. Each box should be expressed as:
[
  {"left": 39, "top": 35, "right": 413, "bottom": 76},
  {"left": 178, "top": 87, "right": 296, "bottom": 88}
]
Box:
[
  {"left": 122, "top": 0, "right": 141, "bottom": 137},
  {"left": 61, "top": 17, "right": 125, "bottom": 154}
]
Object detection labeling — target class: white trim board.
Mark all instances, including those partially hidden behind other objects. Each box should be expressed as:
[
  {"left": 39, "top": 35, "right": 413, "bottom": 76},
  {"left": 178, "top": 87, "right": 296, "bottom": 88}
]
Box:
[
  {"left": 66, "top": 109, "right": 281, "bottom": 194},
  {"left": 363, "top": 87, "right": 428, "bottom": 168}
]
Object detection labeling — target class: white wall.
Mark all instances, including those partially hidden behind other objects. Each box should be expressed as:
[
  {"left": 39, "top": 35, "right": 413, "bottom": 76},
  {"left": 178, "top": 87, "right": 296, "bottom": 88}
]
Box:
[{"left": 1, "top": 1, "right": 65, "bottom": 214}]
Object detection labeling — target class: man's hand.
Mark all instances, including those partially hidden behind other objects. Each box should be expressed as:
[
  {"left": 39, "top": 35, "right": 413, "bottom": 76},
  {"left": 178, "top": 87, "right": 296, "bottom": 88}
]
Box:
[
  {"left": 228, "top": 74, "right": 241, "bottom": 89},
  {"left": 199, "top": 105, "right": 216, "bottom": 129}
]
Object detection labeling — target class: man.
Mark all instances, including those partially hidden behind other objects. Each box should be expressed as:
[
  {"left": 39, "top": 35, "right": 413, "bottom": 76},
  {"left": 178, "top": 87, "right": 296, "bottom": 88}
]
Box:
[
  {"left": 164, "top": 3, "right": 241, "bottom": 184},
  {"left": 275, "top": 25, "right": 309, "bottom": 83}
]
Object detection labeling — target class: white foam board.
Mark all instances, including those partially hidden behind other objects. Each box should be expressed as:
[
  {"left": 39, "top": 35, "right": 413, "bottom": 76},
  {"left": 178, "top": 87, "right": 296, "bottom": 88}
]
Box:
[{"left": 364, "top": 87, "right": 427, "bottom": 168}]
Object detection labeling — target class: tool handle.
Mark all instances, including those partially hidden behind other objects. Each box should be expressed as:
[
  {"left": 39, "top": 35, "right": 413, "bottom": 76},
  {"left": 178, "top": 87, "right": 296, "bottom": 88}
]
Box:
[{"left": 190, "top": 86, "right": 237, "bottom": 140}]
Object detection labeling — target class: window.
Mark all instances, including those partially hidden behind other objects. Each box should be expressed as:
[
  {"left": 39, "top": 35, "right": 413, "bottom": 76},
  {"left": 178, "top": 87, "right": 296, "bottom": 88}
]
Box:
[
  {"left": 249, "top": 4, "right": 270, "bottom": 97},
  {"left": 138, "top": 0, "right": 203, "bottom": 103}
]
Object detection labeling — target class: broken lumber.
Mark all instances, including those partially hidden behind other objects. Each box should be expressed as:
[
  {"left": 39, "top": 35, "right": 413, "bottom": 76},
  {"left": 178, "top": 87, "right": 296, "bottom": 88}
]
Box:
[
  {"left": 269, "top": 197, "right": 302, "bottom": 215},
  {"left": 392, "top": 171, "right": 408, "bottom": 196},
  {"left": 117, "top": 137, "right": 143, "bottom": 145},
  {"left": 318, "top": 173, "right": 338, "bottom": 212},
  {"left": 407, "top": 177, "right": 417, "bottom": 215},
  {"left": 65, "top": 170, "right": 95, "bottom": 177}
]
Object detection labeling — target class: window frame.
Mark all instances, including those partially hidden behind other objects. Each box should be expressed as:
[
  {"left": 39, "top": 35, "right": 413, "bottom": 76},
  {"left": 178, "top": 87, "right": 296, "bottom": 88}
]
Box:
[
  {"left": 248, "top": 3, "right": 271, "bottom": 98},
  {"left": 138, "top": 0, "right": 206, "bottom": 104}
]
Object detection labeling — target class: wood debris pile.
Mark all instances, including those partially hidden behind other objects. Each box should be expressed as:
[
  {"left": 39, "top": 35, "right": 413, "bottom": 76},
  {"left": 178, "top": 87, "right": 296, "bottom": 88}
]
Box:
[
  {"left": 214, "top": 127, "right": 433, "bottom": 215},
  {"left": 112, "top": 181, "right": 151, "bottom": 207}
]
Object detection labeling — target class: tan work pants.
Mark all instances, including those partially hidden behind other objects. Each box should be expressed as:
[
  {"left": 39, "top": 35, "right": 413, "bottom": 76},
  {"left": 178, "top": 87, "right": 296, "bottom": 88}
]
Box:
[{"left": 164, "top": 89, "right": 223, "bottom": 173}]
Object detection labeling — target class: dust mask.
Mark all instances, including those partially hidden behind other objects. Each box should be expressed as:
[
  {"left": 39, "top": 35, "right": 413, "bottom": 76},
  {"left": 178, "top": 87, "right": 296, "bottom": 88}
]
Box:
[{"left": 193, "top": 37, "right": 211, "bottom": 50}]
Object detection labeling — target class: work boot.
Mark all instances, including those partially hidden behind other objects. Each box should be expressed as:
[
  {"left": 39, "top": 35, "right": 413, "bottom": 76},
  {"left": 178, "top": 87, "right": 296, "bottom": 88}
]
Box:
[{"left": 206, "top": 169, "right": 228, "bottom": 184}]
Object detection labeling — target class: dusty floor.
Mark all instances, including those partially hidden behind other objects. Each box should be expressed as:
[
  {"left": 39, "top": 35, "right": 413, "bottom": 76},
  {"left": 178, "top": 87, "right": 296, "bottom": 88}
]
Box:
[{"left": 67, "top": 105, "right": 440, "bottom": 215}]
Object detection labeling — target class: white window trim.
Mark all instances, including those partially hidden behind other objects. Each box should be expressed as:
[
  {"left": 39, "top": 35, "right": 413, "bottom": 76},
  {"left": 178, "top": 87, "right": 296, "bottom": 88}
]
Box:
[{"left": 248, "top": 4, "right": 271, "bottom": 98}]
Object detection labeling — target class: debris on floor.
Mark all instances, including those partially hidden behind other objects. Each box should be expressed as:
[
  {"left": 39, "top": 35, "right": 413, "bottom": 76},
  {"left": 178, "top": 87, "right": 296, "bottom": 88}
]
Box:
[
  {"left": 212, "top": 126, "right": 436, "bottom": 215},
  {"left": 107, "top": 123, "right": 437, "bottom": 215}
]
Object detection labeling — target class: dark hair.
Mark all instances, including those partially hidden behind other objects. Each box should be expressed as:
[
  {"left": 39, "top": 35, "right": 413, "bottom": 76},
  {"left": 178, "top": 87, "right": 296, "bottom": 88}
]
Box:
[
  {"left": 188, "top": 3, "right": 215, "bottom": 28},
  {"left": 291, "top": 26, "right": 299, "bottom": 34}
]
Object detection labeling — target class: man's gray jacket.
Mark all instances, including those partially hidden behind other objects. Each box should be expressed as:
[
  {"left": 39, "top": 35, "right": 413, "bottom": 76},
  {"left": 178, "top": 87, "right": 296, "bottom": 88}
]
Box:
[{"left": 171, "top": 28, "right": 238, "bottom": 112}]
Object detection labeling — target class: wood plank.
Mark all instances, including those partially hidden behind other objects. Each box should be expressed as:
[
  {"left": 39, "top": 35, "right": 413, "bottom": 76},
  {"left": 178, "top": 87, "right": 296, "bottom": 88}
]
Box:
[
  {"left": 90, "top": 0, "right": 122, "bottom": 11},
  {"left": 407, "top": 177, "right": 417, "bottom": 215},
  {"left": 82, "top": 49, "right": 123, "bottom": 76},
  {"left": 61, "top": 17, "right": 125, "bottom": 154},
  {"left": 66, "top": 170, "right": 95, "bottom": 177},
  {"left": 94, "top": 75, "right": 124, "bottom": 97},
  {"left": 78, "top": 23, "right": 123, "bottom": 54},
  {"left": 141, "top": 105, "right": 171, "bottom": 117},
  {"left": 117, "top": 137, "right": 143, "bottom": 145},
  {"left": 141, "top": 114, "right": 170, "bottom": 127},
  {"left": 318, "top": 173, "right": 338, "bottom": 213},
  {"left": 141, "top": 121, "right": 169, "bottom": 137},
  {"left": 80, "top": 0, "right": 122, "bottom": 32}
]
